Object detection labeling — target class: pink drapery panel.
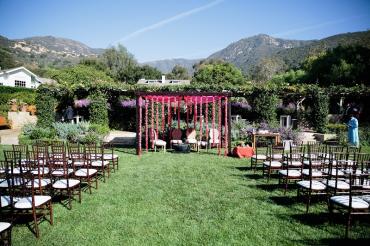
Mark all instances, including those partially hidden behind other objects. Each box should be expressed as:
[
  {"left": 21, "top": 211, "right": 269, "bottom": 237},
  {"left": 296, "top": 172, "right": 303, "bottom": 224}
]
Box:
[
  {"left": 145, "top": 101, "right": 148, "bottom": 152},
  {"left": 218, "top": 97, "right": 222, "bottom": 155}
]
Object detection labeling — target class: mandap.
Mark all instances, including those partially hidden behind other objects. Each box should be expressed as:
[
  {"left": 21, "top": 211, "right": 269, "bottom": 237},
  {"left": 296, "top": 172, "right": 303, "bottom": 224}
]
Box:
[{"left": 135, "top": 91, "right": 232, "bottom": 156}]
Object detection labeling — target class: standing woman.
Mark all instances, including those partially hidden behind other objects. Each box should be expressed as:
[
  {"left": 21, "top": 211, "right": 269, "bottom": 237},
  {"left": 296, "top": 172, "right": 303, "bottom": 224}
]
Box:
[{"left": 347, "top": 109, "right": 359, "bottom": 147}]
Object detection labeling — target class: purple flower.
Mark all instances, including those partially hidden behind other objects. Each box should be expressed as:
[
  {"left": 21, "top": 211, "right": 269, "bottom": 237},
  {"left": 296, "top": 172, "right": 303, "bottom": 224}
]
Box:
[
  {"left": 74, "top": 99, "right": 91, "bottom": 108},
  {"left": 120, "top": 100, "right": 136, "bottom": 108}
]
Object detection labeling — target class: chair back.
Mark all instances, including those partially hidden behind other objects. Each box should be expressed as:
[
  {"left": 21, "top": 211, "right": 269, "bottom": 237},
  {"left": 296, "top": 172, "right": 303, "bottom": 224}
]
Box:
[
  {"left": 171, "top": 129, "right": 182, "bottom": 140},
  {"left": 186, "top": 128, "right": 197, "bottom": 140},
  {"left": 209, "top": 128, "right": 219, "bottom": 140}
]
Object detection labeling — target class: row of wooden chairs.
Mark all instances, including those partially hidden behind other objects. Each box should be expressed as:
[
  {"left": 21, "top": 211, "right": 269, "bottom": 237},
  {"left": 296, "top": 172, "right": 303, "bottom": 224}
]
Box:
[
  {"left": 250, "top": 143, "right": 370, "bottom": 238},
  {"left": 0, "top": 141, "right": 119, "bottom": 240}
]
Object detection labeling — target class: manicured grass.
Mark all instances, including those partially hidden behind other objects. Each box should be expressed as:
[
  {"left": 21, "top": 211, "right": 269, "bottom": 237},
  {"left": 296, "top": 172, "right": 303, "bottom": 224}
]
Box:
[{"left": 5, "top": 147, "right": 370, "bottom": 245}]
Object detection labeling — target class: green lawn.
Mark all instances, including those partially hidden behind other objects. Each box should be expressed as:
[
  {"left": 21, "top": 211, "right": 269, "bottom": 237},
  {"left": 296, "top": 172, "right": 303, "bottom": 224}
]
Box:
[{"left": 6, "top": 147, "right": 370, "bottom": 245}]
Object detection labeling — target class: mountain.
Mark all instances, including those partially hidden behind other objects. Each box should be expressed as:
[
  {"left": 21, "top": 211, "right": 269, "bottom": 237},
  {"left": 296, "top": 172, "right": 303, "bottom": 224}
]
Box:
[
  {"left": 274, "top": 31, "right": 370, "bottom": 69},
  {"left": 0, "top": 35, "right": 103, "bottom": 69},
  {"left": 142, "top": 58, "right": 201, "bottom": 74},
  {"left": 207, "top": 31, "right": 370, "bottom": 76},
  {"left": 208, "top": 34, "right": 313, "bottom": 75}
]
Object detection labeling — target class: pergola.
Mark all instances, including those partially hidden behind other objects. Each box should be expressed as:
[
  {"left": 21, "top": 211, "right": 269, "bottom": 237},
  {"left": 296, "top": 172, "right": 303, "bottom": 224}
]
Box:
[{"left": 136, "top": 91, "right": 232, "bottom": 156}]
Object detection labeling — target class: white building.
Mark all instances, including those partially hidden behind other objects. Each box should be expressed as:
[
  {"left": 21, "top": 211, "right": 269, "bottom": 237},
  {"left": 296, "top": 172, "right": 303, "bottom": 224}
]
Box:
[
  {"left": 0, "top": 66, "right": 43, "bottom": 89},
  {"left": 137, "top": 75, "right": 190, "bottom": 86}
]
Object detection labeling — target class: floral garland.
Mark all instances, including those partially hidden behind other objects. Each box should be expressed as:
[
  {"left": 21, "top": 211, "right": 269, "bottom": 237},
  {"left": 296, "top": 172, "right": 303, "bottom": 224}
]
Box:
[
  {"left": 145, "top": 100, "right": 148, "bottom": 152},
  {"left": 161, "top": 97, "right": 165, "bottom": 140},
  {"left": 151, "top": 98, "right": 155, "bottom": 149},
  {"left": 205, "top": 99, "right": 209, "bottom": 141},
  {"left": 218, "top": 97, "right": 222, "bottom": 155},
  {"left": 199, "top": 97, "right": 203, "bottom": 143},
  {"left": 224, "top": 97, "right": 228, "bottom": 156}
]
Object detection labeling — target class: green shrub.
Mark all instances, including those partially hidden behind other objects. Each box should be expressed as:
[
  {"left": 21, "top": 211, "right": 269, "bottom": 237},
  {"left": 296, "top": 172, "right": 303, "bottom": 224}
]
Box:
[
  {"left": 326, "top": 123, "right": 346, "bottom": 133},
  {"left": 29, "top": 127, "right": 56, "bottom": 140},
  {"left": 310, "top": 90, "right": 329, "bottom": 133},
  {"left": 36, "top": 88, "right": 57, "bottom": 128},
  {"left": 53, "top": 122, "right": 83, "bottom": 142},
  {"left": 89, "top": 123, "right": 110, "bottom": 135},
  {"left": 82, "top": 132, "right": 101, "bottom": 144},
  {"left": 88, "top": 92, "right": 109, "bottom": 127},
  {"left": 251, "top": 90, "right": 278, "bottom": 124},
  {"left": 359, "top": 126, "right": 370, "bottom": 146}
]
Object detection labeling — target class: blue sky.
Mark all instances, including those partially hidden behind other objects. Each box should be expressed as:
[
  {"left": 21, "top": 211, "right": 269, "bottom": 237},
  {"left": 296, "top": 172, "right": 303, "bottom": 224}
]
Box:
[{"left": 0, "top": 0, "right": 369, "bottom": 62}]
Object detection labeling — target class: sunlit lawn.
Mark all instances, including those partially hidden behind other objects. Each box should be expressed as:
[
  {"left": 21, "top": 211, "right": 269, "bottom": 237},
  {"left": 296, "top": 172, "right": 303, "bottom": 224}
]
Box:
[{"left": 4, "top": 146, "right": 370, "bottom": 245}]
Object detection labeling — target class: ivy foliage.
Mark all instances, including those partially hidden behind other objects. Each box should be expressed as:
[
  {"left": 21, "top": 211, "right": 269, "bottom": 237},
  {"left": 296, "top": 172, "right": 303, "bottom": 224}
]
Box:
[
  {"left": 250, "top": 88, "right": 278, "bottom": 124},
  {"left": 309, "top": 89, "right": 329, "bottom": 133},
  {"left": 88, "top": 92, "right": 109, "bottom": 127},
  {"left": 36, "top": 87, "right": 57, "bottom": 128}
]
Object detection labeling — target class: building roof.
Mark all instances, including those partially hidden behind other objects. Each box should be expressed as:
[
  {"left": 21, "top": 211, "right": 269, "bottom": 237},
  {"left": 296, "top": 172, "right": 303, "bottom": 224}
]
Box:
[
  {"left": 0, "top": 66, "right": 43, "bottom": 84},
  {"left": 137, "top": 78, "right": 190, "bottom": 86}
]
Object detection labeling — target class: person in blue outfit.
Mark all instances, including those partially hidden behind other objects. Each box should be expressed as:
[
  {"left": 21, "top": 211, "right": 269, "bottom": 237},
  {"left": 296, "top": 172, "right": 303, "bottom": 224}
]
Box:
[{"left": 347, "top": 109, "right": 359, "bottom": 147}]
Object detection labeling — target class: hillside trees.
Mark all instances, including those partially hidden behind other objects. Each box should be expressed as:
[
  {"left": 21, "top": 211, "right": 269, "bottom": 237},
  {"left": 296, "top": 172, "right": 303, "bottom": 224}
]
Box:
[
  {"left": 193, "top": 60, "right": 245, "bottom": 85},
  {"left": 303, "top": 45, "right": 370, "bottom": 86},
  {"left": 166, "top": 65, "right": 190, "bottom": 80}
]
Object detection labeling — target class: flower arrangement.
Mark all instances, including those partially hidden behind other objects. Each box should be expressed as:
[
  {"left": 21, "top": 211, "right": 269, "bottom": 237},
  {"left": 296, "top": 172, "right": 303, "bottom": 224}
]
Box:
[
  {"left": 74, "top": 99, "right": 91, "bottom": 108},
  {"left": 120, "top": 99, "right": 136, "bottom": 108}
]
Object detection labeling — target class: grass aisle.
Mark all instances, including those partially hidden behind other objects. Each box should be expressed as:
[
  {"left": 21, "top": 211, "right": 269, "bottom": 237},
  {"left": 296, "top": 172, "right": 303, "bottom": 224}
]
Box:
[{"left": 13, "top": 149, "right": 370, "bottom": 245}]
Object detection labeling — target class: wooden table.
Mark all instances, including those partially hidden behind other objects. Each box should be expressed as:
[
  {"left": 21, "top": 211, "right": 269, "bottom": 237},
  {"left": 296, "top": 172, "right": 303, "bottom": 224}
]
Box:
[{"left": 251, "top": 133, "right": 281, "bottom": 148}]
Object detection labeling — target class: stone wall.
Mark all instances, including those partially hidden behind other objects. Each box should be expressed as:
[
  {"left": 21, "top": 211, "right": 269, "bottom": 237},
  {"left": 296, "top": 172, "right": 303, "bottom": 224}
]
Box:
[{"left": 7, "top": 112, "right": 37, "bottom": 129}]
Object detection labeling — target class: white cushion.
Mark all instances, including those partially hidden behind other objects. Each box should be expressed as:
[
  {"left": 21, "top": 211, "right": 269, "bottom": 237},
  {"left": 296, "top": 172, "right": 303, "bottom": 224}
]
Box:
[
  {"left": 323, "top": 169, "right": 345, "bottom": 176},
  {"left": 7, "top": 167, "right": 26, "bottom": 174},
  {"left": 278, "top": 170, "right": 301, "bottom": 177},
  {"left": 360, "top": 195, "right": 370, "bottom": 203},
  {"left": 297, "top": 180, "right": 326, "bottom": 190},
  {"left": 272, "top": 154, "right": 283, "bottom": 159},
  {"left": 75, "top": 168, "right": 98, "bottom": 177},
  {"left": 303, "top": 160, "right": 322, "bottom": 166},
  {"left": 304, "top": 153, "right": 317, "bottom": 158},
  {"left": 302, "top": 169, "right": 324, "bottom": 177},
  {"left": 26, "top": 179, "right": 51, "bottom": 188},
  {"left": 0, "top": 222, "right": 11, "bottom": 233},
  {"left": 263, "top": 161, "right": 282, "bottom": 167},
  {"left": 14, "top": 195, "right": 51, "bottom": 209},
  {"left": 72, "top": 161, "right": 85, "bottom": 166},
  {"left": 0, "top": 178, "right": 24, "bottom": 187},
  {"left": 330, "top": 196, "right": 369, "bottom": 209},
  {"left": 283, "top": 161, "right": 302, "bottom": 167},
  {"left": 1, "top": 196, "right": 11, "bottom": 208},
  {"left": 154, "top": 140, "right": 167, "bottom": 146},
  {"left": 186, "top": 139, "right": 197, "bottom": 144},
  {"left": 53, "top": 179, "right": 80, "bottom": 189},
  {"left": 209, "top": 139, "right": 220, "bottom": 144},
  {"left": 198, "top": 141, "right": 208, "bottom": 147},
  {"left": 0, "top": 168, "right": 5, "bottom": 174},
  {"left": 326, "top": 180, "right": 350, "bottom": 190},
  {"left": 91, "top": 160, "right": 109, "bottom": 167},
  {"left": 103, "top": 154, "right": 118, "bottom": 159},
  {"left": 51, "top": 168, "right": 74, "bottom": 176},
  {"left": 31, "top": 167, "right": 49, "bottom": 175},
  {"left": 170, "top": 140, "right": 182, "bottom": 144},
  {"left": 251, "top": 154, "right": 267, "bottom": 160}
]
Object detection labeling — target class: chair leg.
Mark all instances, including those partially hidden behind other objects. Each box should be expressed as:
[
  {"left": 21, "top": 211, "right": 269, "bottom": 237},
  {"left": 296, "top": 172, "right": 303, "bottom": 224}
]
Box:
[
  {"left": 306, "top": 191, "right": 311, "bottom": 214},
  {"left": 33, "top": 209, "right": 40, "bottom": 238}
]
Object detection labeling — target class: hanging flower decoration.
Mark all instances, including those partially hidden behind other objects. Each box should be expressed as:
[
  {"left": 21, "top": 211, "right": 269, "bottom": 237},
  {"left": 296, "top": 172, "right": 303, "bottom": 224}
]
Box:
[
  {"left": 120, "top": 99, "right": 136, "bottom": 108},
  {"left": 74, "top": 99, "right": 91, "bottom": 108}
]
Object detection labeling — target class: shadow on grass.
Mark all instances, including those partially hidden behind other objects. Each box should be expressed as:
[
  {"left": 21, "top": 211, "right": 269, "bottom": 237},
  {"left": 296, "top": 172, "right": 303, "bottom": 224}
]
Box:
[
  {"left": 292, "top": 238, "right": 370, "bottom": 245},
  {"left": 255, "top": 183, "right": 281, "bottom": 191},
  {"left": 269, "top": 195, "right": 299, "bottom": 207},
  {"left": 115, "top": 147, "right": 137, "bottom": 155}
]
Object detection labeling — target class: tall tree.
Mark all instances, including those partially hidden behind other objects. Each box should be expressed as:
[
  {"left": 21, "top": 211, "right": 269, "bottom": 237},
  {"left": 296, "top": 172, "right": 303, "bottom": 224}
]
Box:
[
  {"left": 193, "top": 60, "right": 245, "bottom": 85},
  {"left": 167, "top": 65, "right": 190, "bottom": 80},
  {"left": 101, "top": 44, "right": 138, "bottom": 84}
]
